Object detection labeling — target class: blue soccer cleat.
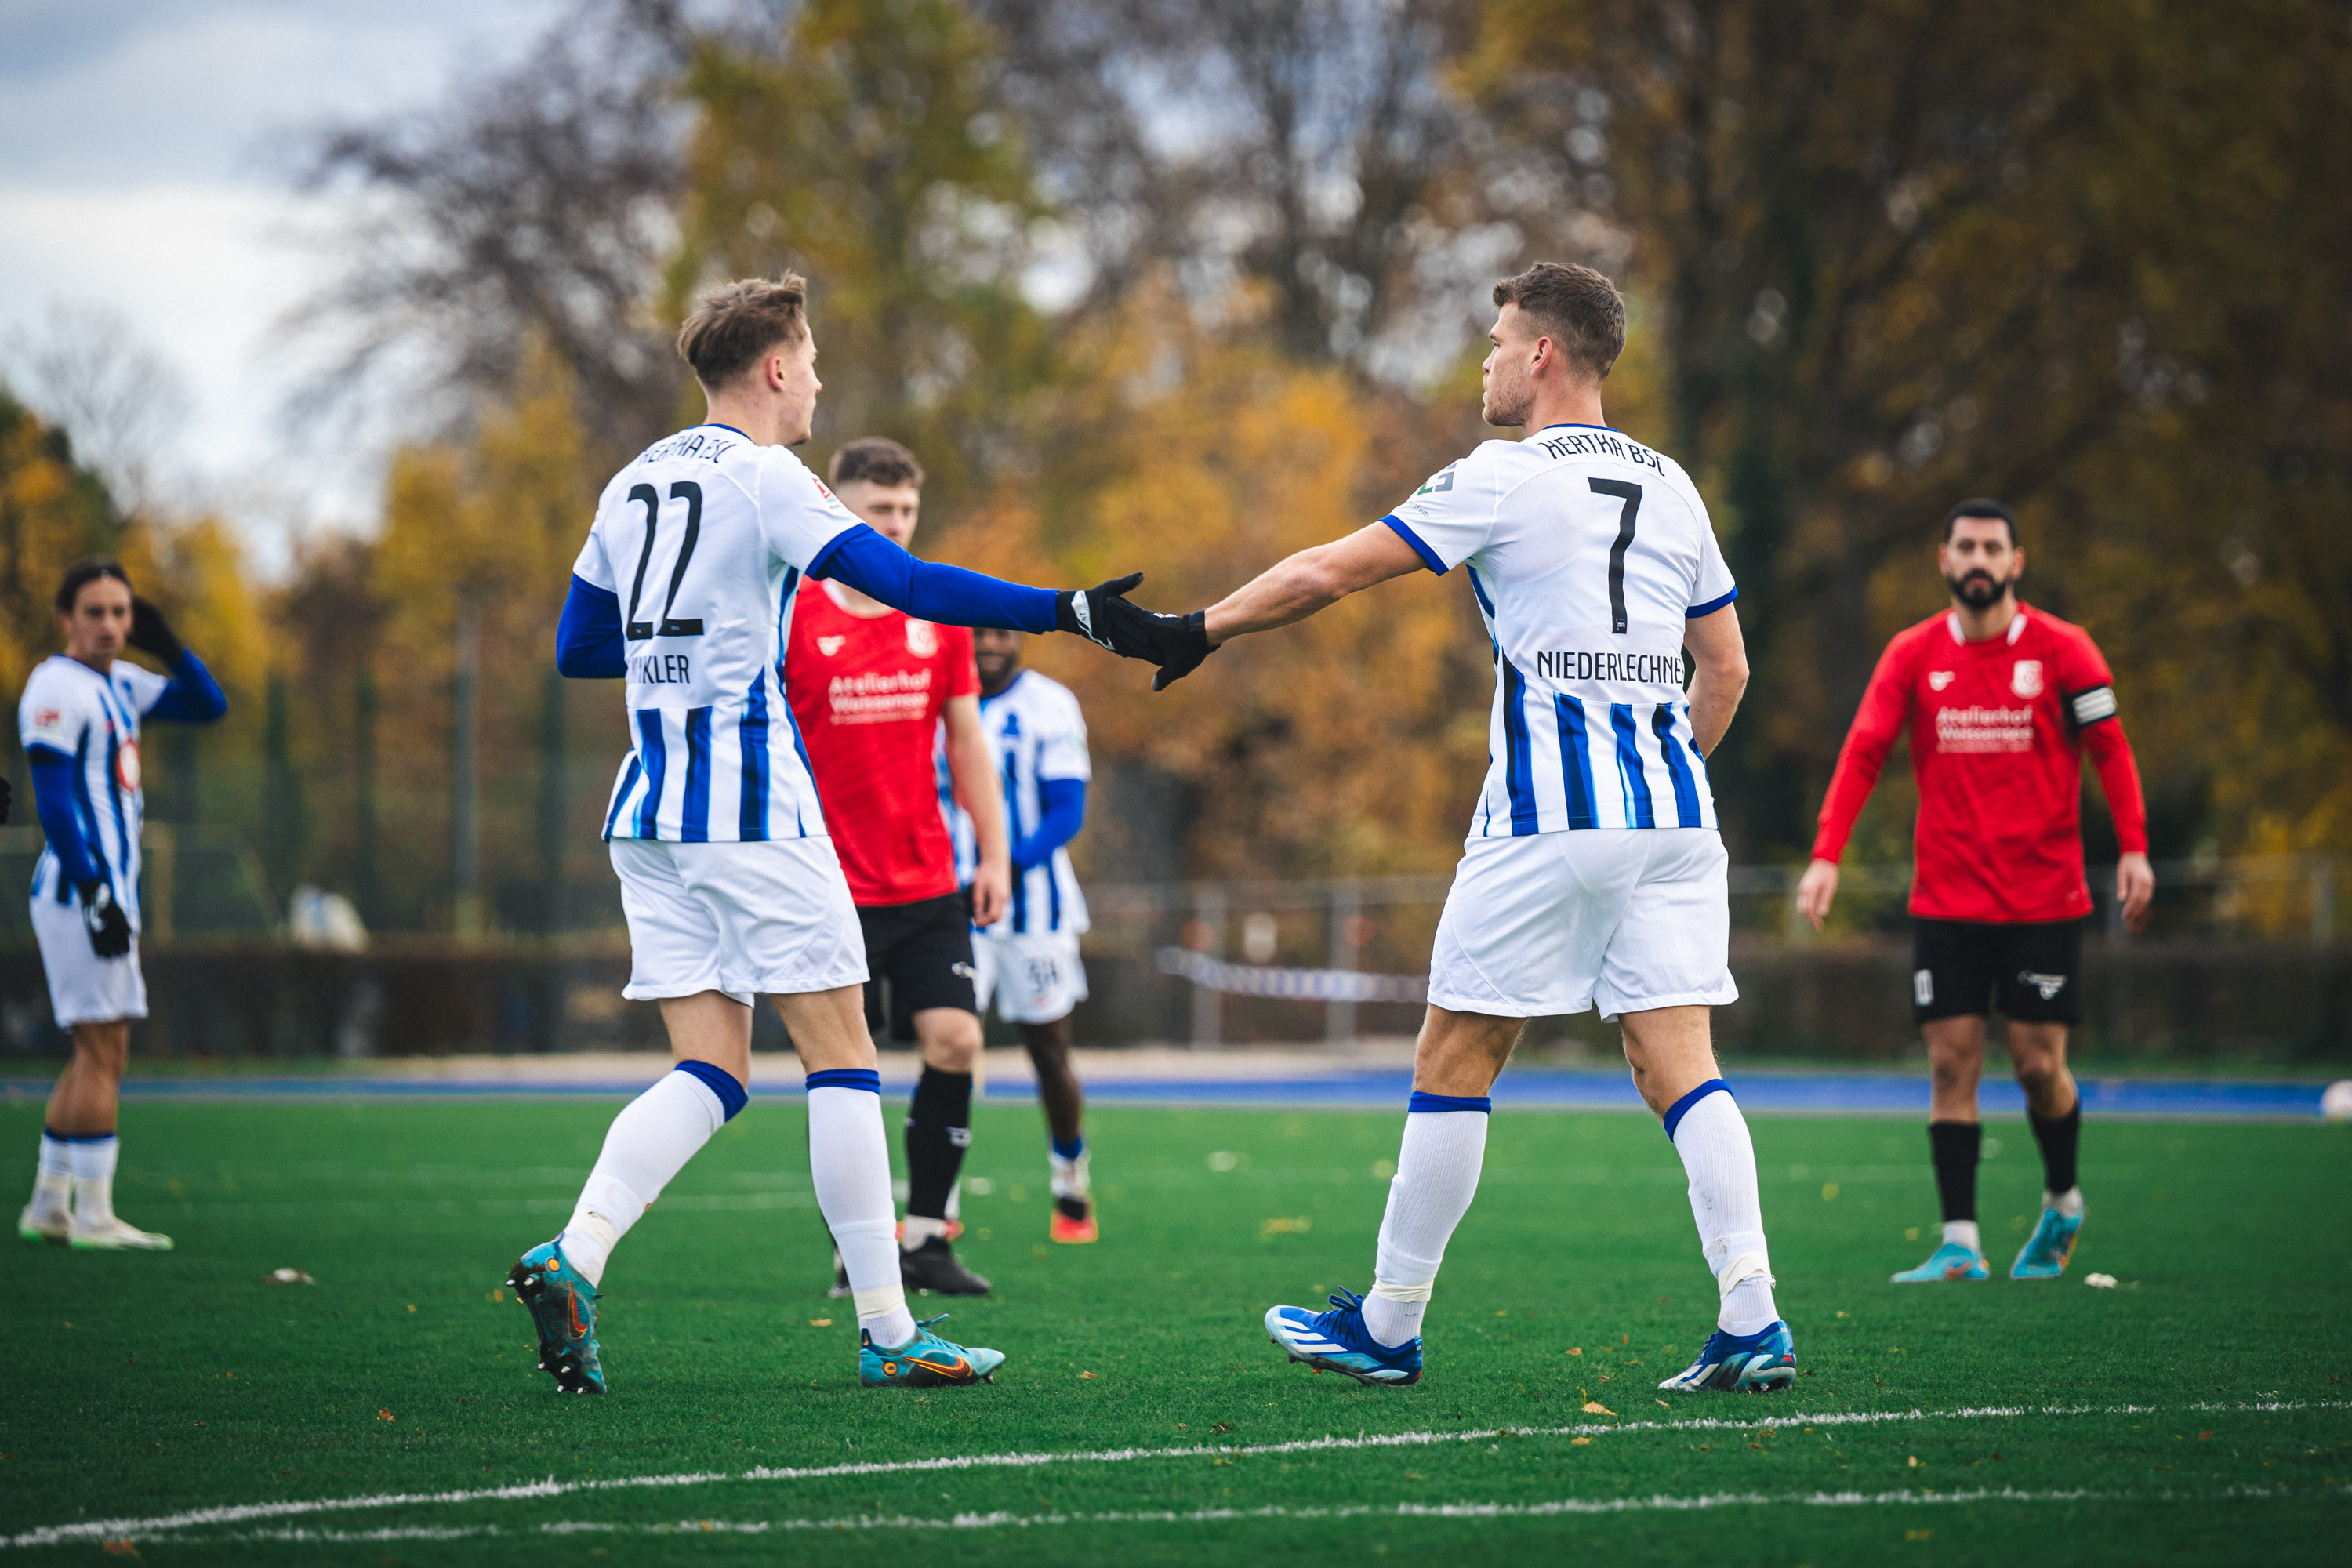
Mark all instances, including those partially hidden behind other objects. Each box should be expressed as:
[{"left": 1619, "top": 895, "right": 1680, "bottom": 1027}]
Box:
[
  {"left": 508, "top": 1240, "right": 606, "bottom": 1395},
  {"left": 1657, "top": 1320, "right": 1797, "bottom": 1393},
  {"left": 1264, "top": 1290, "right": 1424, "bottom": 1387},
  {"left": 859, "top": 1315, "right": 1005, "bottom": 1387},
  {"left": 1891, "top": 1240, "right": 1991, "bottom": 1283},
  {"left": 2010, "top": 1207, "right": 2083, "bottom": 1279}
]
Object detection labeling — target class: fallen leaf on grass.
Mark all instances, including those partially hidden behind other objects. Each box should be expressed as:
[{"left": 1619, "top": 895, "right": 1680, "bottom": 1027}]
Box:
[
  {"left": 377, "top": 1410, "right": 395, "bottom": 1423},
  {"left": 808, "top": 1319, "right": 833, "bottom": 1327},
  {"left": 100, "top": 1543, "right": 137, "bottom": 1558},
  {"left": 1569, "top": 1437, "right": 1592, "bottom": 1447},
  {"left": 1654, "top": 1399, "right": 1670, "bottom": 1408},
  {"left": 2085, "top": 1272, "right": 2119, "bottom": 1289},
  {"left": 1079, "top": 1371, "right": 1098, "bottom": 1379},
  {"left": 1581, "top": 1401, "right": 1614, "bottom": 1415},
  {"left": 1566, "top": 1347, "right": 1582, "bottom": 1356}
]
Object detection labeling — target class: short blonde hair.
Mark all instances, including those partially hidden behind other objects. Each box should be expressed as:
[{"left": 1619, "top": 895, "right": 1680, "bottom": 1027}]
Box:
[{"left": 675, "top": 274, "right": 809, "bottom": 389}]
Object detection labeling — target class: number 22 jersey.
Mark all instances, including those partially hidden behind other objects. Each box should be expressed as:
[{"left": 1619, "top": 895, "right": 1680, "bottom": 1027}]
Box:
[
  {"left": 1382, "top": 423, "right": 1737, "bottom": 840},
  {"left": 572, "top": 423, "right": 862, "bottom": 844}
]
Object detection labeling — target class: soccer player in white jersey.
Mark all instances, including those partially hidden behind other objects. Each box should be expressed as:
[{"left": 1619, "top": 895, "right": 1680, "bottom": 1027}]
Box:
[
  {"left": 949, "top": 626, "right": 1100, "bottom": 1243},
  {"left": 1123, "top": 262, "right": 1793, "bottom": 1393},
  {"left": 16, "top": 559, "right": 227, "bottom": 1250},
  {"left": 506, "top": 274, "right": 1164, "bottom": 1394}
]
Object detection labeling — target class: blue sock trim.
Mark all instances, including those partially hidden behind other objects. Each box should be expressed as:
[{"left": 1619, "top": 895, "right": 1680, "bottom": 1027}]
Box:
[
  {"left": 1662, "top": 1078, "right": 1731, "bottom": 1142},
  {"left": 42, "top": 1128, "right": 118, "bottom": 1144},
  {"left": 1051, "top": 1134, "right": 1085, "bottom": 1160},
  {"left": 1406, "top": 1091, "right": 1492, "bottom": 1115},
  {"left": 672, "top": 1059, "right": 748, "bottom": 1121},
  {"left": 806, "top": 1068, "right": 883, "bottom": 1095}
]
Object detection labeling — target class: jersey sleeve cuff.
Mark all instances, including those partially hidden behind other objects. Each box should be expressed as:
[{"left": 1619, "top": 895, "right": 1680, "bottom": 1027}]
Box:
[
  {"left": 1687, "top": 586, "right": 1739, "bottom": 618},
  {"left": 1381, "top": 515, "right": 1449, "bottom": 575},
  {"left": 804, "top": 521, "right": 862, "bottom": 582}
]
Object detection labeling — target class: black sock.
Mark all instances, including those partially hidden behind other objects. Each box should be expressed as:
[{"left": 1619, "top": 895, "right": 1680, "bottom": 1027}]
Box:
[
  {"left": 1928, "top": 1120, "right": 1982, "bottom": 1225},
  {"left": 904, "top": 1067, "right": 974, "bottom": 1223},
  {"left": 2029, "top": 1103, "right": 2082, "bottom": 1196}
]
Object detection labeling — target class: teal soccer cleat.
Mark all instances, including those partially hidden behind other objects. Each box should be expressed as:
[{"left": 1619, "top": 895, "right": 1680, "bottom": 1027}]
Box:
[
  {"left": 2010, "top": 1207, "right": 2083, "bottom": 1279},
  {"left": 1891, "top": 1240, "right": 1991, "bottom": 1283},
  {"left": 1264, "top": 1290, "right": 1424, "bottom": 1387},
  {"left": 859, "top": 1315, "right": 1005, "bottom": 1388},
  {"left": 1657, "top": 1321, "right": 1797, "bottom": 1393},
  {"left": 508, "top": 1240, "right": 606, "bottom": 1394}
]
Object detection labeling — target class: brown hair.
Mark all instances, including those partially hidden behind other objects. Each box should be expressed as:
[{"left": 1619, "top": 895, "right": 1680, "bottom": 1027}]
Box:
[
  {"left": 56, "top": 556, "right": 132, "bottom": 613},
  {"left": 829, "top": 437, "right": 925, "bottom": 491},
  {"left": 674, "top": 274, "right": 810, "bottom": 389},
  {"left": 1492, "top": 261, "right": 1626, "bottom": 382}
]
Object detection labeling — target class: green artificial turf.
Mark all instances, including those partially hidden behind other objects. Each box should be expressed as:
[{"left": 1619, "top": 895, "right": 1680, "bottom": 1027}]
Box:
[{"left": 2, "top": 1095, "right": 2347, "bottom": 1565}]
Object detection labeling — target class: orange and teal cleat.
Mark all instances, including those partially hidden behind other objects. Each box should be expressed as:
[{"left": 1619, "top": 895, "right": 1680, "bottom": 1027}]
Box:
[
  {"left": 2011, "top": 1207, "right": 2083, "bottom": 1279},
  {"left": 859, "top": 1315, "right": 1004, "bottom": 1387},
  {"left": 508, "top": 1240, "right": 606, "bottom": 1394},
  {"left": 1050, "top": 1205, "right": 1098, "bottom": 1244}
]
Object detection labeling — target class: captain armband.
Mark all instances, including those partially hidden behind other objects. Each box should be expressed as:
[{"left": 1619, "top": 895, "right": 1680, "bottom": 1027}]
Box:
[{"left": 2069, "top": 684, "right": 2118, "bottom": 726}]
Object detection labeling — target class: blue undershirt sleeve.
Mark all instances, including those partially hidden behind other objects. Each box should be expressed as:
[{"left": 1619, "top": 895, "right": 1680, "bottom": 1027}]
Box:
[
  {"left": 557, "top": 575, "right": 626, "bottom": 678},
  {"left": 142, "top": 650, "right": 227, "bottom": 724},
  {"left": 1011, "top": 776, "right": 1087, "bottom": 873},
  {"left": 809, "top": 524, "right": 1058, "bottom": 634},
  {"left": 27, "top": 749, "right": 102, "bottom": 886}
]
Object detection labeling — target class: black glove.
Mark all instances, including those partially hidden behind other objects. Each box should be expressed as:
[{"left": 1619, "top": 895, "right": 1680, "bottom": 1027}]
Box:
[
  {"left": 128, "top": 597, "right": 187, "bottom": 663},
  {"left": 77, "top": 880, "right": 132, "bottom": 959},
  {"left": 0, "top": 775, "right": 10, "bottom": 826},
  {"left": 1054, "top": 573, "right": 1216, "bottom": 690}
]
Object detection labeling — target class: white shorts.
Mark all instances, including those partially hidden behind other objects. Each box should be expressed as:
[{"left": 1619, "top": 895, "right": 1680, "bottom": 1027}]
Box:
[
  {"left": 1426, "top": 828, "right": 1736, "bottom": 1020},
  {"left": 609, "top": 837, "right": 868, "bottom": 1003},
  {"left": 972, "top": 931, "right": 1089, "bottom": 1025},
  {"left": 31, "top": 895, "right": 147, "bottom": 1028}
]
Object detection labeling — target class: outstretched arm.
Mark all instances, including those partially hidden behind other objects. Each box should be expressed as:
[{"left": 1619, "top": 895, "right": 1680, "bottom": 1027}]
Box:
[
  {"left": 1200, "top": 524, "right": 1428, "bottom": 645},
  {"left": 811, "top": 524, "right": 1058, "bottom": 633}
]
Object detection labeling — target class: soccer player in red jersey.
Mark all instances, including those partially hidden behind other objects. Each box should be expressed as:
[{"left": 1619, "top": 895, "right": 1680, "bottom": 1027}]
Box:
[
  {"left": 785, "top": 438, "right": 1009, "bottom": 1297},
  {"left": 1796, "top": 499, "right": 2154, "bottom": 1284}
]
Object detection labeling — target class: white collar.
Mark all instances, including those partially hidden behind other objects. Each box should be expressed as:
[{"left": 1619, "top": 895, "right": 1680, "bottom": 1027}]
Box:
[{"left": 1945, "top": 608, "right": 2030, "bottom": 646}]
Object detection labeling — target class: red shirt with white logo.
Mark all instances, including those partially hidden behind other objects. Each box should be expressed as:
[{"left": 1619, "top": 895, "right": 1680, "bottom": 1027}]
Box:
[
  {"left": 784, "top": 581, "right": 978, "bottom": 906},
  {"left": 1810, "top": 604, "right": 2147, "bottom": 924}
]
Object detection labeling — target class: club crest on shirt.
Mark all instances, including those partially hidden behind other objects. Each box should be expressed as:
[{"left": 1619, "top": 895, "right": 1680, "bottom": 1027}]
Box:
[
  {"left": 905, "top": 619, "right": 939, "bottom": 657},
  {"left": 2010, "top": 659, "right": 2044, "bottom": 698},
  {"left": 115, "top": 738, "right": 140, "bottom": 793},
  {"left": 1928, "top": 670, "right": 1956, "bottom": 692},
  {"left": 818, "top": 635, "right": 847, "bottom": 656}
]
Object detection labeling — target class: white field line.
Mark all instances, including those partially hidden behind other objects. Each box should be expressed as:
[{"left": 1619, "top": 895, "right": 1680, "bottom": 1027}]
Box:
[
  {"left": 6, "top": 1398, "right": 2344, "bottom": 1550},
  {"left": 93, "top": 1483, "right": 2352, "bottom": 1548}
]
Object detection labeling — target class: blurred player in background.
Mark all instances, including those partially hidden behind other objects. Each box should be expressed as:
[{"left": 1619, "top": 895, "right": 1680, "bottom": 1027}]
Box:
[
  {"left": 1099, "top": 263, "right": 1795, "bottom": 1395},
  {"left": 514, "top": 274, "right": 1151, "bottom": 1393},
  {"left": 1797, "top": 499, "right": 2151, "bottom": 1285},
  {"left": 16, "top": 559, "right": 226, "bottom": 1250},
  {"left": 786, "top": 437, "right": 1006, "bottom": 1298},
  {"left": 944, "top": 625, "right": 1100, "bottom": 1243}
]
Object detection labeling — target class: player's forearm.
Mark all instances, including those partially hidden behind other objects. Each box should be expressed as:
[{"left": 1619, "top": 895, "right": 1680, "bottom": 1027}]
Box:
[
  {"left": 26, "top": 750, "right": 103, "bottom": 885},
  {"left": 2084, "top": 721, "right": 2150, "bottom": 853},
  {"left": 557, "top": 576, "right": 626, "bottom": 678},
  {"left": 1201, "top": 547, "right": 1352, "bottom": 646},
  {"left": 949, "top": 733, "right": 1010, "bottom": 866},
  {"left": 1809, "top": 742, "right": 1890, "bottom": 862},
  {"left": 1012, "top": 778, "right": 1086, "bottom": 871},
  {"left": 1686, "top": 662, "right": 1747, "bottom": 757},
  {"left": 814, "top": 526, "right": 1057, "bottom": 633}
]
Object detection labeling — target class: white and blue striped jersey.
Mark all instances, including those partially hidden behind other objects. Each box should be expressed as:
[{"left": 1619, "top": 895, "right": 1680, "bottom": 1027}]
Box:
[
  {"left": 20, "top": 655, "right": 171, "bottom": 924},
  {"left": 1382, "top": 424, "right": 1737, "bottom": 838},
  {"left": 573, "top": 425, "right": 861, "bottom": 842},
  {"left": 942, "top": 670, "right": 1091, "bottom": 935}
]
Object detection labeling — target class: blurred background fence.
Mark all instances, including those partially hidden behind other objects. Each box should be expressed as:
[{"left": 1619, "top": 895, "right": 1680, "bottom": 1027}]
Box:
[{"left": 2, "top": 829, "right": 2341, "bottom": 1066}]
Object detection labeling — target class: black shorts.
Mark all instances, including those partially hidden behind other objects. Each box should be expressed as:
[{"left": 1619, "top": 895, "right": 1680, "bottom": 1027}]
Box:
[
  {"left": 857, "top": 891, "right": 978, "bottom": 1043},
  {"left": 1911, "top": 917, "right": 2085, "bottom": 1025}
]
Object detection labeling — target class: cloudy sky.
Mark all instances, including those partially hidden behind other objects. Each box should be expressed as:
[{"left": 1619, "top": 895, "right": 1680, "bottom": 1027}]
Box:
[{"left": 0, "top": 0, "right": 568, "bottom": 555}]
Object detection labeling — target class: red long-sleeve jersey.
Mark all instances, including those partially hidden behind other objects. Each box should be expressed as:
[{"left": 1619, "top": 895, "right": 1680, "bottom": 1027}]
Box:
[{"left": 1811, "top": 604, "right": 2147, "bottom": 924}]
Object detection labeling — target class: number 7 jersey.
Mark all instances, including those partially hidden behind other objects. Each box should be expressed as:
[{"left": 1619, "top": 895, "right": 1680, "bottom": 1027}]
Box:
[
  {"left": 1381, "top": 423, "right": 1737, "bottom": 839},
  {"left": 572, "top": 424, "right": 862, "bottom": 843}
]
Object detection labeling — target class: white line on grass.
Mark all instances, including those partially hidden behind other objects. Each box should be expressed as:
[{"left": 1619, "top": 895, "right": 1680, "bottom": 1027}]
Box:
[
  {"left": 102, "top": 1483, "right": 2352, "bottom": 1548},
  {"left": 6, "top": 1399, "right": 2342, "bottom": 1550}
]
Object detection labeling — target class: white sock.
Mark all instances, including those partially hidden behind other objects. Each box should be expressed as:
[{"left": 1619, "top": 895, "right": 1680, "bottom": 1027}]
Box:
[
  {"left": 2047, "top": 1186, "right": 2085, "bottom": 1218},
  {"left": 1048, "top": 1149, "right": 1091, "bottom": 1200},
  {"left": 902, "top": 1214, "right": 949, "bottom": 1250},
  {"left": 1363, "top": 1097, "right": 1491, "bottom": 1348},
  {"left": 1942, "top": 1219, "right": 1982, "bottom": 1252},
  {"left": 808, "top": 1075, "right": 916, "bottom": 1348},
  {"left": 30, "top": 1132, "right": 73, "bottom": 1221},
  {"left": 1666, "top": 1083, "right": 1780, "bottom": 1337},
  {"left": 560, "top": 1065, "right": 737, "bottom": 1289},
  {"left": 66, "top": 1133, "right": 120, "bottom": 1228}
]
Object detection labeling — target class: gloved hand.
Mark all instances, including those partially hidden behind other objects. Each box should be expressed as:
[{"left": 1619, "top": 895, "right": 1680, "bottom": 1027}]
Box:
[
  {"left": 1054, "top": 573, "right": 1215, "bottom": 690},
  {"left": 77, "top": 880, "right": 132, "bottom": 959},
  {"left": 128, "top": 597, "right": 187, "bottom": 662}
]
